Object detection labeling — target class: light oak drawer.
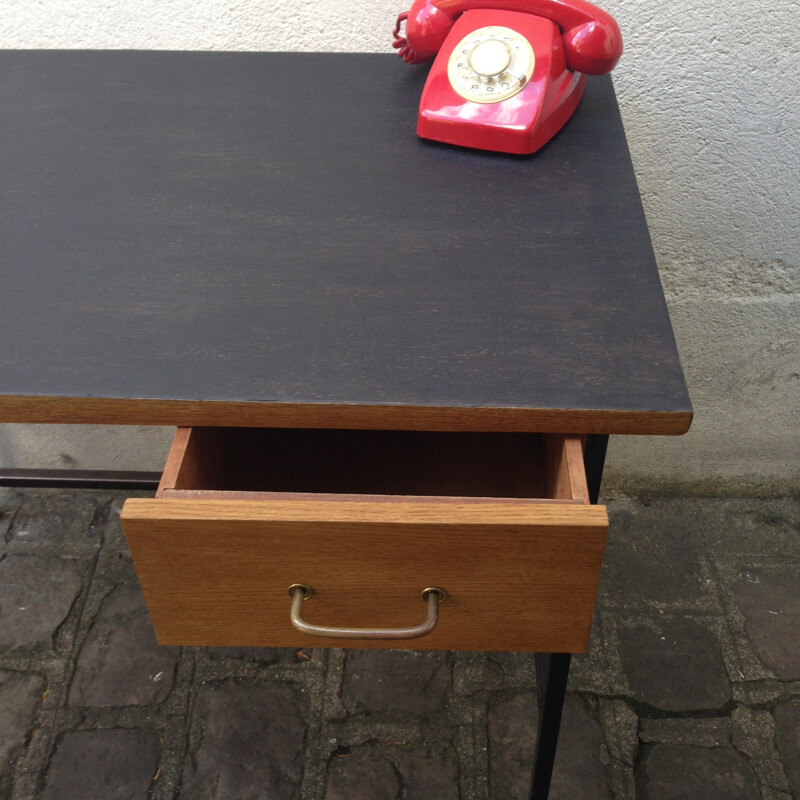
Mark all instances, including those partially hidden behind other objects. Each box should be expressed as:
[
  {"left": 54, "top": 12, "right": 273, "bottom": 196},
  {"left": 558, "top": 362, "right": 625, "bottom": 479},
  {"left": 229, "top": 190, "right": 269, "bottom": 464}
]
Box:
[{"left": 121, "top": 427, "right": 608, "bottom": 652}]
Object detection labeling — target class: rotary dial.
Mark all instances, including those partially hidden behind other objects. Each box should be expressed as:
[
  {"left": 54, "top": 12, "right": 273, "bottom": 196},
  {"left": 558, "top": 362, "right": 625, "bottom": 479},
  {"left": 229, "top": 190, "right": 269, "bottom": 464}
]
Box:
[{"left": 447, "top": 26, "right": 535, "bottom": 104}]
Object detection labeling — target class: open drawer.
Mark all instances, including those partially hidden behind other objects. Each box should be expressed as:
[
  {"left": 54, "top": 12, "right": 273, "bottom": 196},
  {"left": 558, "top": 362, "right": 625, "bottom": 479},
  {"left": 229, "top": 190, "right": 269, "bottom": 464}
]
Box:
[{"left": 121, "top": 428, "right": 608, "bottom": 652}]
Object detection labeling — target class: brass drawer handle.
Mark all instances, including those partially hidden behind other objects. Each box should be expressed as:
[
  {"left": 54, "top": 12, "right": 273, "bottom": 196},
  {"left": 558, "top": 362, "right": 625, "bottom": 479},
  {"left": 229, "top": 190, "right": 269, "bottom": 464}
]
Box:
[{"left": 288, "top": 584, "right": 446, "bottom": 640}]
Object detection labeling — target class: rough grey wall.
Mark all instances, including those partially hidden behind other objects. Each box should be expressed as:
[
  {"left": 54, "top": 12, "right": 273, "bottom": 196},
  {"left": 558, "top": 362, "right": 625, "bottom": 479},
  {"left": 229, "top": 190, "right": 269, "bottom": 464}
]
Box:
[
  {"left": 607, "top": 0, "right": 799, "bottom": 494},
  {"left": 1, "top": 0, "right": 798, "bottom": 494}
]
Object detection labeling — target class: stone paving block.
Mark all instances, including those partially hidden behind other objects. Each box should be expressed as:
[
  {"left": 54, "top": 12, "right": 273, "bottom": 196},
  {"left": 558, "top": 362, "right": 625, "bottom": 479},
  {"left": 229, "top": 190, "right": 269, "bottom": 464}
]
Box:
[
  {"left": 487, "top": 692, "right": 537, "bottom": 799},
  {"left": 733, "top": 567, "right": 800, "bottom": 680},
  {"left": 2, "top": 490, "right": 799, "bottom": 800},
  {"left": 101, "top": 494, "right": 152, "bottom": 554},
  {"left": 387, "top": 745, "right": 460, "bottom": 800},
  {"left": 567, "top": 615, "right": 622, "bottom": 696},
  {"left": 326, "top": 743, "right": 459, "bottom": 800},
  {"left": 0, "top": 489, "right": 22, "bottom": 544},
  {"left": 0, "top": 555, "right": 85, "bottom": 652},
  {"left": 101, "top": 496, "right": 131, "bottom": 553},
  {"left": 596, "top": 698, "right": 639, "bottom": 768},
  {"left": 39, "top": 728, "right": 160, "bottom": 800},
  {"left": 602, "top": 502, "right": 717, "bottom": 609},
  {"left": 549, "top": 696, "right": 611, "bottom": 800},
  {"left": 0, "top": 670, "right": 46, "bottom": 789},
  {"left": 453, "top": 651, "right": 537, "bottom": 695},
  {"left": 68, "top": 582, "right": 178, "bottom": 707},
  {"left": 638, "top": 716, "right": 731, "bottom": 748},
  {"left": 342, "top": 650, "right": 451, "bottom": 716},
  {"left": 181, "top": 681, "right": 306, "bottom": 800},
  {"left": 775, "top": 700, "right": 800, "bottom": 797},
  {"left": 619, "top": 616, "right": 730, "bottom": 713},
  {"left": 204, "top": 646, "right": 285, "bottom": 663},
  {"left": 6, "top": 493, "right": 105, "bottom": 555},
  {"left": 326, "top": 747, "right": 400, "bottom": 800},
  {"left": 488, "top": 693, "right": 611, "bottom": 800},
  {"left": 707, "top": 500, "right": 800, "bottom": 559},
  {"left": 640, "top": 743, "right": 760, "bottom": 800},
  {"left": 731, "top": 705, "right": 793, "bottom": 794}
]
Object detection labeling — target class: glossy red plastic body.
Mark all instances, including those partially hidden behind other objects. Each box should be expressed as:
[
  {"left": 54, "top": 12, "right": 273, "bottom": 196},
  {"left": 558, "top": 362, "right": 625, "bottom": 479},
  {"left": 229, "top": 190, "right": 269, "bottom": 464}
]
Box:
[
  {"left": 417, "top": 9, "right": 586, "bottom": 154},
  {"left": 398, "top": 0, "right": 622, "bottom": 74}
]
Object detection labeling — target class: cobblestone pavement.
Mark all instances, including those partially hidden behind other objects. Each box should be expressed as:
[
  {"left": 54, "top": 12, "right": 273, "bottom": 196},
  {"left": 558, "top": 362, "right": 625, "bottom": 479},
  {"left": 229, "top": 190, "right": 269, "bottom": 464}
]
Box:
[{"left": 1, "top": 489, "right": 798, "bottom": 799}]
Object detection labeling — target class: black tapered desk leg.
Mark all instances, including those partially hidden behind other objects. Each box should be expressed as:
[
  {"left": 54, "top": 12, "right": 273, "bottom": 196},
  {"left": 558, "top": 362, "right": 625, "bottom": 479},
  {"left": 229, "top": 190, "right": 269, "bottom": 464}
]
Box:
[
  {"left": 583, "top": 434, "right": 609, "bottom": 506},
  {"left": 530, "top": 652, "right": 572, "bottom": 799},
  {"left": 528, "top": 435, "right": 608, "bottom": 800}
]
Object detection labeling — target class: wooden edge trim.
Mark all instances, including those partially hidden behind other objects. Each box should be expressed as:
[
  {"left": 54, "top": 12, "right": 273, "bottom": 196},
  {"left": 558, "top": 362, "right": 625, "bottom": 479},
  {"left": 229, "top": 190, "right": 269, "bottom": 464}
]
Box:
[
  {"left": 159, "top": 488, "right": 580, "bottom": 505},
  {"left": 564, "top": 435, "right": 590, "bottom": 504},
  {"left": 544, "top": 435, "right": 590, "bottom": 503},
  {"left": 157, "top": 428, "right": 192, "bottom": 496},
  {"left": 0, "top": 395, "right": 693, "bottom": 435},
  {"left": 121, "top": 497, "right": 609, "bottom": 526}
]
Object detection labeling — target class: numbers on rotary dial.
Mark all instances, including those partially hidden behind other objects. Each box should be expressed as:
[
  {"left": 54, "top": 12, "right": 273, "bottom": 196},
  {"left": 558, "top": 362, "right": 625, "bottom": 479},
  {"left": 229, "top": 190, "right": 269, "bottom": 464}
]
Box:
[{"left": 447, "top": 27, "right": 535, "bottom": 104}]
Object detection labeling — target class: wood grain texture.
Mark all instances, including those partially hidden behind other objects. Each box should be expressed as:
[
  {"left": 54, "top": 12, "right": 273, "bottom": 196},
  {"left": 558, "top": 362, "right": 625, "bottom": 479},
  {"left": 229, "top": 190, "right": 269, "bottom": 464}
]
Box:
[
  {"left": 157, "top": 427, "right": 192, "bottom": 493},
  {"left": 157, "top": 426, "right": 558, "bottom": 498},
  {"left": 546, "top": 435, "right": 590, "bottom": 503},
  {"left": 159, "top": 489, "right": 578, "bottom": 504},
  {"left": 0, "top": 395, "right": 692, "bottom": 435},
  {"left": 124, "top": 428, "right": 606, "bottom": 650},
  {"left": 156, "top": 427, "right": 589, "bottom": 502},
  {"left": 121, "top": 498, "right": 608, "bottom": 652},
  {"left": 0, "top": 51, "right": 691, "bottom": 434},
  {"left": 158, "top": 428, "right": 588, "bottom": 503}
]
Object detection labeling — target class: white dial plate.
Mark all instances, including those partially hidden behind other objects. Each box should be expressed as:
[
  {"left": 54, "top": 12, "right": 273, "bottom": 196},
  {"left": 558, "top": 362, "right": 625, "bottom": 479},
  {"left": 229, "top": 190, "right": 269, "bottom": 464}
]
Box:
[{"left": 447, "top": 26, "right": 535, "bottom": 104}]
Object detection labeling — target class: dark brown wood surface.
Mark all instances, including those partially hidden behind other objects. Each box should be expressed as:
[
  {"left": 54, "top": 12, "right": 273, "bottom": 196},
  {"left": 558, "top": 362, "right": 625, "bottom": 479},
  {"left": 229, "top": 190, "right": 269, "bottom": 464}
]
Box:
[{"left": 0, "top": 51, "right": 690, "bottom": 433}]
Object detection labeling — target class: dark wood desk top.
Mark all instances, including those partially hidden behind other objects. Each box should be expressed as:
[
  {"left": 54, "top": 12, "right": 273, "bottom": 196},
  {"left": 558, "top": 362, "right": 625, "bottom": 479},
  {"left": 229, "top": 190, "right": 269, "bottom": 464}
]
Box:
[{"left": 0, "top": 51, "right": 690, "bottom": 434}]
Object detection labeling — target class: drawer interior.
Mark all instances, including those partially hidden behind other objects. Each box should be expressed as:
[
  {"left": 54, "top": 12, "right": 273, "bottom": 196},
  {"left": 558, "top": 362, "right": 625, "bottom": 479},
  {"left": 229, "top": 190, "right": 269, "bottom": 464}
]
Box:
[
  {"left": 125, "top": 427, "right": 602, "bottom": 650},
  {"left": 158, "top": 427, "right": 589, "bottom": 502}
]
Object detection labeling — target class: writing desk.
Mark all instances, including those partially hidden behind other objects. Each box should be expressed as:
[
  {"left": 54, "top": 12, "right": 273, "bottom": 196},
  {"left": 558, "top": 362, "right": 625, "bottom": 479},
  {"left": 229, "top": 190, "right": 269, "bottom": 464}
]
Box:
[{"left": 0, "top": 51, "right": 690, "bottom": 799}]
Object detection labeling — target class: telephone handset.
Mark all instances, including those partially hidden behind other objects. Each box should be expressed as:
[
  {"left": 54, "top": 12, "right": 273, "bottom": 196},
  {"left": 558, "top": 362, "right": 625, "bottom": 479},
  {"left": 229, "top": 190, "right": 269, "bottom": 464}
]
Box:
[{"left": 393, "top": 0, "right": 622, "bottom": 154}]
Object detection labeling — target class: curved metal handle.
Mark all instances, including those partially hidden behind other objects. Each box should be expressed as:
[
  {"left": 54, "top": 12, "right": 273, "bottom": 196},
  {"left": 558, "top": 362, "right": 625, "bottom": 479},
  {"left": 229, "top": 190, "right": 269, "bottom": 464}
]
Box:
[{"left": 288, "top": 584, "right": 446, "bottom": 640}]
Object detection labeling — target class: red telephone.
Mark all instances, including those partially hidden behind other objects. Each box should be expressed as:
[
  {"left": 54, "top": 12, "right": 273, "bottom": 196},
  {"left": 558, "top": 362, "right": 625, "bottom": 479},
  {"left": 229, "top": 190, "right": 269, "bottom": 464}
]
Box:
[{"left": 393, "top": 0, "right": 622, "bottom": 154}]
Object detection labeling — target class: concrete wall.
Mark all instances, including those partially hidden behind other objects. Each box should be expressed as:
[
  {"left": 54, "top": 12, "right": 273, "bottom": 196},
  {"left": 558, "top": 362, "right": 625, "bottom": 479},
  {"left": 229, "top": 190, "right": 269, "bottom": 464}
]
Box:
[{"left": 1, "top": 0, "right": 798, "bottom": 494}]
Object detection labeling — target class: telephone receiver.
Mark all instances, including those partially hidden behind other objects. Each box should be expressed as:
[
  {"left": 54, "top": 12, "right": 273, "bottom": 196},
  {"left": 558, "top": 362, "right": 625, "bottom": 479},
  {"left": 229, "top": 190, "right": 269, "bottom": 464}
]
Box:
[{"left": 393, "top": 0, "right": 622, "bottom": 154}]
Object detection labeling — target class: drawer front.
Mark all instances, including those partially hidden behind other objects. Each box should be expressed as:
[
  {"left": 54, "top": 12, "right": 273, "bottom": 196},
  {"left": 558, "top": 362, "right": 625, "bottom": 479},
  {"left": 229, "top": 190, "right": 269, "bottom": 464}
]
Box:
[{"left": 121, "top": 497, "right": 607, "bottom": 652}]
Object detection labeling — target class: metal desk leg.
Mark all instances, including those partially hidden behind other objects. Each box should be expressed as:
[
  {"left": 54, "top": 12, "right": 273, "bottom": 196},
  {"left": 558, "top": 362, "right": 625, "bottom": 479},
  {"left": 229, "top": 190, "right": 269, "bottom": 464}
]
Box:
[
  {"left": 530, "top": 652, "right": 572, "bottom": 799},
  {"left": 583, "top": 434, "right": 609, "bottom": 506},
  {"left": 528, "top": 434, "right": 608, "bottom": 800}
]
